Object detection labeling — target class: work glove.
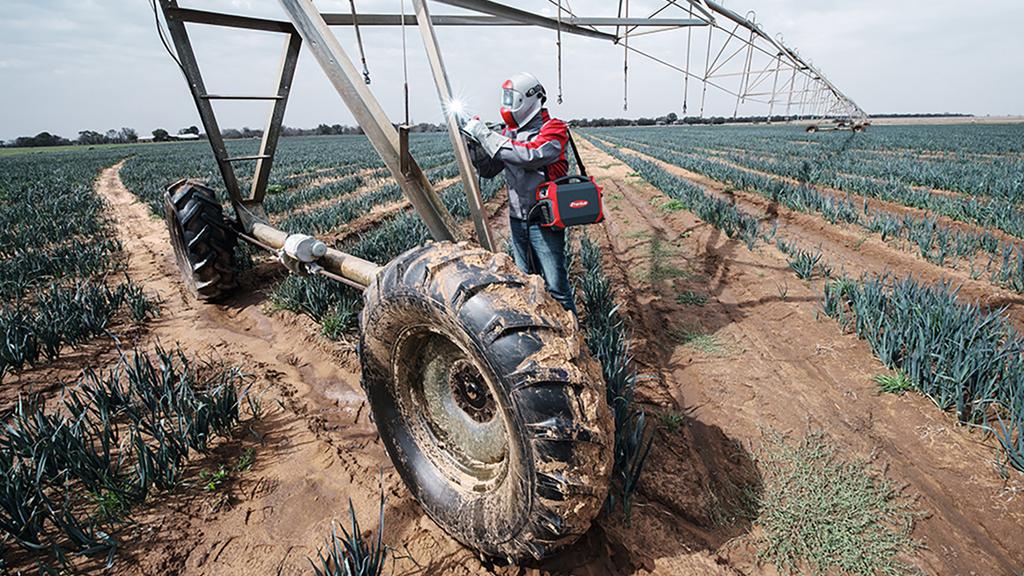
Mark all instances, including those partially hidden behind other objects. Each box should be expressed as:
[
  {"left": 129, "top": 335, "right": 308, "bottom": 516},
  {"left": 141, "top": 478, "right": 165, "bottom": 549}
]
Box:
[
  {"left": 462, "top": 118, "right": 509, "bottom": 158},
  {"left": 466, "top": 140, "right": 489, "bottom": 166}
]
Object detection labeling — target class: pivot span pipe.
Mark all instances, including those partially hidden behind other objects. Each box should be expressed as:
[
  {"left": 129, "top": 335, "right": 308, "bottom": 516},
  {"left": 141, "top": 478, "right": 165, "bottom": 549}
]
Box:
[{"left": 250, "top": 222, "right": 381, "bottom": 288}]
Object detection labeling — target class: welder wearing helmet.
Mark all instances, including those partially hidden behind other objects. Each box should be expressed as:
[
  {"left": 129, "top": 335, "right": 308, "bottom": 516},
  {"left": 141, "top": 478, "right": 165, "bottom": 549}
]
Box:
[{"left": 463, "top": 72, "right": 576, "bottom": 314}]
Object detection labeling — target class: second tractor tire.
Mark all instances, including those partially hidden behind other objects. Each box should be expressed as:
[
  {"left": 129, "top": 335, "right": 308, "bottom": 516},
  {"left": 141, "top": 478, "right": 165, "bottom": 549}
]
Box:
[
  {"left": 359, "top": 241, "right": 613, "bottom": 562},
  {"left": 164, "top": 179, "right": 237, "bottom": 301}
]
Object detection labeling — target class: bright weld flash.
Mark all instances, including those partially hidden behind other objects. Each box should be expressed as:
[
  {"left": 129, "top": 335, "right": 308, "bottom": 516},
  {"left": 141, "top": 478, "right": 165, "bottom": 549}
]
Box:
[{"left": 447, "top": 98, "right": 468, "bottom": 124}]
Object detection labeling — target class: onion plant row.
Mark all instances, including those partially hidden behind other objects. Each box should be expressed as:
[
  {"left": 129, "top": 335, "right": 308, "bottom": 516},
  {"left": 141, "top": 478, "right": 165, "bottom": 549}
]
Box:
[
  {"left": 600, "top": 123, "right": 1023, "bottom": 201},
  {"left": 275, "top": 162, "right": 460, "bottom": 235},
  {"left": 0, "top": 278, "right": 158, "bottom": 381},
  {"left": 575, "top": 235, "right": 651, "bottom": 518},
  {"left": 823, "top": 274, "right": 1024, "bottom": 472},
  {"left": 0, "top": 149, "right": 160, "bottom": 379},
  {"left": 707, "top": 143, "right": 1024, "bottom": 239},
  {"left": 0, "top": 347, "right": 247, "bottom": 569},
  {"left": 121, "top": 134, "right": 455, "bottom": 217},
  {"left": 270, "top": 175, "right": 503, "bottom": 337},
  {"left": 586, "top": 137, "right": 761, "bottom": 249}
]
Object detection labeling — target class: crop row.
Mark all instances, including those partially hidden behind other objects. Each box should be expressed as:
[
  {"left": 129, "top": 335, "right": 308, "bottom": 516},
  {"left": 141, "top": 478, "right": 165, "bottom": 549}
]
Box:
[
  {"left": 0, "top": 149, "right": 160, "bottom": 378},
  {"left": 606, "top": 124, "right": 1024, "bottom": 202},
  {"left": 587, "top": 129, "right": 1024, "bottom": 474},
  {"left": 121, "top": 134, "right": 455, "bottom": 217},
  {"left": 696, "top": 142, "right": 1024, "bottom": 234},
  {"left": 0, "top": 278, "right": 158, "bottom": 380},
  {"left": 271, "top": 175, "right": 504, "bottom": 335},
  {"left": 0, "top": 347, "right": 247, "bottom": 569},
  {"left": 275, "top": 162, "right": 461, "bottom": 235},
  {"left": 576, "top": 235, "right": 650, "bottom": 517},
  {"left": 587, "top": 137, "right": 761, "bottom": 248},
  {"left": 823, "top": 274, "right": 1024, "bottom": 472}
]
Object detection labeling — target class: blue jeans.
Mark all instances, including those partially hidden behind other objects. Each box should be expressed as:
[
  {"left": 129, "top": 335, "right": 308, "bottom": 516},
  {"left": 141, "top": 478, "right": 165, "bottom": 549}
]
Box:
[{"left": 508, "top": 217, "right": 577, "bottom": 314}]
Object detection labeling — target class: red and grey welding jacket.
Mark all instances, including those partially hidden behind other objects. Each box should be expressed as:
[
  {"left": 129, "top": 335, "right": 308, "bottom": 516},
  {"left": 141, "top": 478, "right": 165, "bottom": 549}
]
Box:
[{"left": 472, "top": 109, "right": 569, "bottom": 221}]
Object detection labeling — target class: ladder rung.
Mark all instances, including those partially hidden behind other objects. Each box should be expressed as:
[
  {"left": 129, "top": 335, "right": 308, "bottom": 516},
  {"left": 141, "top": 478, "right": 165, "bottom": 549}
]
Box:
[
  {"left": 201, "top": 94, "right": 284, "bottom": 100},
  {"left": 224, "top": 155, "right": 271, "bottom": 162}
]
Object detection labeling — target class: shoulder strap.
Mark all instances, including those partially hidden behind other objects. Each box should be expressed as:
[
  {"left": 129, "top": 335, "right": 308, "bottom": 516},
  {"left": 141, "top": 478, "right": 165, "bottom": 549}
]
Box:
[{"left": 565, "top": 127, "right": 587, "bottom": 177}]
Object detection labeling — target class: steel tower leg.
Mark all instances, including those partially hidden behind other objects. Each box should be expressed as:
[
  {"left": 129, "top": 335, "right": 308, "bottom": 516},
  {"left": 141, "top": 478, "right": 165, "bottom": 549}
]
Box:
[{"left": 413, "top": 0, "right": 495, "bottom": 251}]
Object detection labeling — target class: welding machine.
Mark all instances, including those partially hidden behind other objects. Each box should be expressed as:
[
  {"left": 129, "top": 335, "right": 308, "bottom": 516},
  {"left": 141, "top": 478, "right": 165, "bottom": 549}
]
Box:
[{"left": 531, "top": 131, "right": 604, "bottom": 230}]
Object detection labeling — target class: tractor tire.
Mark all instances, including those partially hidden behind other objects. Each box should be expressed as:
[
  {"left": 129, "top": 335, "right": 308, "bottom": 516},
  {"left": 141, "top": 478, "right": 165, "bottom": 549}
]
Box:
[
  {"left": 360, "top": 242, "right": 613, "bottom": 562},
  {"left": 164, "top": 179, "right": 237, "bottom": 301},
  {"left": 805, "top": 125, "right": 819, "bottom": 133}
]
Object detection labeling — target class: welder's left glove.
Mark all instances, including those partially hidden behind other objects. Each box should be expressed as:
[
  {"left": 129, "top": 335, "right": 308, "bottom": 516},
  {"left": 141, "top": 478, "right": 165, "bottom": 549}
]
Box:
[{"left": 462, "top": 118, "right": 509, "bottom": 158}]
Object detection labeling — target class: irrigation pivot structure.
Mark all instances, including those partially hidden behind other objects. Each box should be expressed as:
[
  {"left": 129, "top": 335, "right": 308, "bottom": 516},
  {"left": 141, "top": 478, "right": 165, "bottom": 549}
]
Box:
[{"left": 153, "top": 0, "right": 865, "bottom": 561}]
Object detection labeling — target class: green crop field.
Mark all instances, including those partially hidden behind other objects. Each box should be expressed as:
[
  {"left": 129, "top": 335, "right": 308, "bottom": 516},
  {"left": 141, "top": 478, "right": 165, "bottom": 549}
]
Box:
[{"left": 3, "top": 123, "right": 1024, "bottom": 574}]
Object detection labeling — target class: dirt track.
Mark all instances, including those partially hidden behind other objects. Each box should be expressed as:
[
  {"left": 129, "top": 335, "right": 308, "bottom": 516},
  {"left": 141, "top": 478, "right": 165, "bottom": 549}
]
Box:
[{"left": 75, "top": 156, "right": 1024, "bottom": 575}]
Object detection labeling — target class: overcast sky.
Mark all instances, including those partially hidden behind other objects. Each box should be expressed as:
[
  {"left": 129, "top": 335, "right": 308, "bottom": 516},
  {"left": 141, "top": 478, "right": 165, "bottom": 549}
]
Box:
[{"left": 1, "top": 0, "right": 1022, "bottom": 141}]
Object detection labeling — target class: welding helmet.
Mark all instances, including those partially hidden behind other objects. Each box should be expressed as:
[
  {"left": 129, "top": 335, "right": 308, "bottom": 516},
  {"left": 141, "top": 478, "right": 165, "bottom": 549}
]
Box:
[{"left": 500, "top": 72, "right": 546, "bottom": 129}]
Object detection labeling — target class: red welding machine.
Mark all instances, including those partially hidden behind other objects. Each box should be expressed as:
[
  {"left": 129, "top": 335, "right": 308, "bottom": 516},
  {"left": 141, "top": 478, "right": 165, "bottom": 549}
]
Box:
[
  {"left": 531, "top": 130, "right": 604, "bottom": 230},
  {"left": 534, "top": 175, "right": 604, "bottom": 230}
]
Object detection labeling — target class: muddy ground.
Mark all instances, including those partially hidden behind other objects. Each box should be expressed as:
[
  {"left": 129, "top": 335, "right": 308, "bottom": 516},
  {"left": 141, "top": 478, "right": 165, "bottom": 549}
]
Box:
[{"left": 7, "top": 144, "right": 1024, "bottom": 575}]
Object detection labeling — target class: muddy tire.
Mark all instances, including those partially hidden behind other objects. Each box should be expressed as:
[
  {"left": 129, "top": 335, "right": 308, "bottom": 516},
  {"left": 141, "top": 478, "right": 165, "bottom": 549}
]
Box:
[
  {"left": 164, "top": 179, "right": 237, "bottom": 301},
  {"left": 805, "top": 125, "right": 819, "bottom": 133},
  {"left": 359, "top": 241, "right": 613, "bottom": 562}
]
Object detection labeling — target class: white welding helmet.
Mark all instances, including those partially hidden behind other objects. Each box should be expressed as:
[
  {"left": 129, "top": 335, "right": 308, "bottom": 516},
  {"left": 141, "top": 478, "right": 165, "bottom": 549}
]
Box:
[{"left": 500, "top": 72, "right": 546, "bottom": 129}]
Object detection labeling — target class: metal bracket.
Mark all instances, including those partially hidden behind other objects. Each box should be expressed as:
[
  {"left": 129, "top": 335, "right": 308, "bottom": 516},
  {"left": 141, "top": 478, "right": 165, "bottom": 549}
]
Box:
[{"left": 399, "top": 125, "right": 412, "bottom": 178}]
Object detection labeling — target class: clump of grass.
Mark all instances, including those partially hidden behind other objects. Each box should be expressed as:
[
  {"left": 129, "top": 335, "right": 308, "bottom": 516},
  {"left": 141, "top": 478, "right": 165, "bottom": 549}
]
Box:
[
  {"left": 669, "top": 326, "right": 724, "bottom": 355},
  {"left": 874, "top": 372, "right": 914, "bottom": 395},
  {"left": 648, "top": 235, "right": 692, "bottom": 283},
  {"left": 658, "top": 411, "right": 685, "bottom": 434},
  {"left": 676, "top": 290, "right": 708, "bottom": 306},
  {"left": 200, "top": 448, "right": 255, "bottom": 492},
  {"left": 756, "top": 431, "right": 922, "bottom": 576},
  {"left": 661, "top": 199, "right": 686, "bottom": 212}
]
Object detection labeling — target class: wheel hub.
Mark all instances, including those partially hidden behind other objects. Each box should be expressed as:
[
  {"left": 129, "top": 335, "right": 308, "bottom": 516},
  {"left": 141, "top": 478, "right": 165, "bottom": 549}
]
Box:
[{"left": 450, "top": 360, "right": 496, "bottom": 422}]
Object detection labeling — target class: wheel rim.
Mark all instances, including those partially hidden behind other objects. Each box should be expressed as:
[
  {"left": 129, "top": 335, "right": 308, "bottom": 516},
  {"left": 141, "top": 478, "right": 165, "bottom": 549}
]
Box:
[{"left": 393, "top": 327, "right": 510, "bottom": 488}]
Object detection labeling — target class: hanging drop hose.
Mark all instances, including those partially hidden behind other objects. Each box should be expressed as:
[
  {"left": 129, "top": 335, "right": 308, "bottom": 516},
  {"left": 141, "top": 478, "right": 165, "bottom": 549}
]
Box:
[
  {"left": 683, "top": 2, "right": 693, "bottom": 115},
  {"left": 622, "top": 0, "right": 629, "bottom": 111},
  {"left": 556, "top": 0, "right": 563, "bottom": 105},
  {"left": 349, "top": 0, "right": 371, "bottom": 84}
]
